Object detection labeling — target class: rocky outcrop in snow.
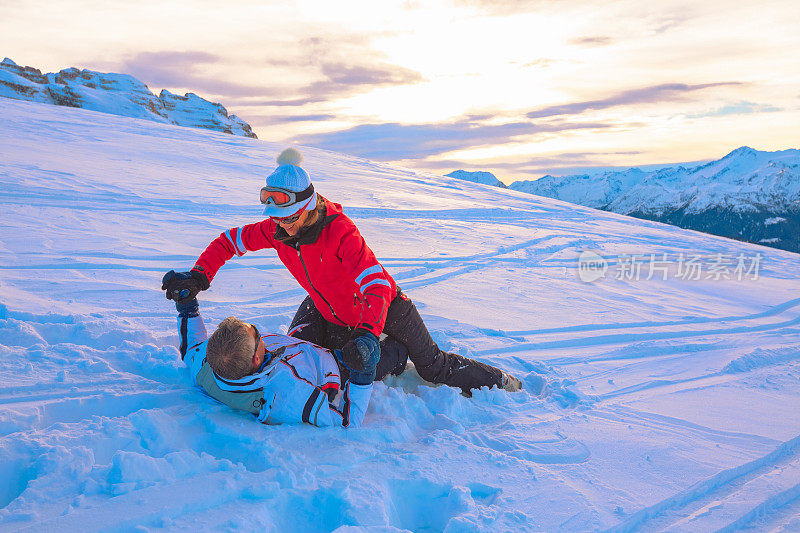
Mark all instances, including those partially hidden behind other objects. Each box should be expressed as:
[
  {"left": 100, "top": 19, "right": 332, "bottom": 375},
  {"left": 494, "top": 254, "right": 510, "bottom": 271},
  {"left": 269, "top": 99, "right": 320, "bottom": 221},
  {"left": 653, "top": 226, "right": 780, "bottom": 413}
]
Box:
[
  {"left": 0, "top": 57, "right": 256, "bottom": 138},
  {"left": 509, "top": 147, "right": 800, "bottom": 253},
  {"left": 446, "top": 170, "right": 507, "bottom": 188}
]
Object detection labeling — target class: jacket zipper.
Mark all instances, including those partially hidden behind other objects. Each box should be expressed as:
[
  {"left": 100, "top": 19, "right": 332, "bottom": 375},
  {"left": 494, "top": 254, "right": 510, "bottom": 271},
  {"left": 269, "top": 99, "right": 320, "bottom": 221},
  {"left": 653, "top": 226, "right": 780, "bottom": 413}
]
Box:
[{"left": 296, "top": 245, "right": 347, "bottom": 326}]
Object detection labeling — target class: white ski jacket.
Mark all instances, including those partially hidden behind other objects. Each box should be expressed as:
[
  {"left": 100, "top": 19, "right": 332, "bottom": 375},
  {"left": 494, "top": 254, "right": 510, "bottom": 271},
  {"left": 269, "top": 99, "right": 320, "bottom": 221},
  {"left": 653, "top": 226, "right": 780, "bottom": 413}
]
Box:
[{"left": 177, "top": 312, "right": 372, "bottom": 428}]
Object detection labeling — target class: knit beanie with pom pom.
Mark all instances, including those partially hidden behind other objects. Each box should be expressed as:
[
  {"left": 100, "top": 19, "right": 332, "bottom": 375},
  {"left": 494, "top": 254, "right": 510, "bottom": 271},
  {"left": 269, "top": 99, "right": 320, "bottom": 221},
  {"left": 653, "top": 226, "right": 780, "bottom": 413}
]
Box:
[{"left": 261, "top": 148, "right": 317, "bottom": 218}]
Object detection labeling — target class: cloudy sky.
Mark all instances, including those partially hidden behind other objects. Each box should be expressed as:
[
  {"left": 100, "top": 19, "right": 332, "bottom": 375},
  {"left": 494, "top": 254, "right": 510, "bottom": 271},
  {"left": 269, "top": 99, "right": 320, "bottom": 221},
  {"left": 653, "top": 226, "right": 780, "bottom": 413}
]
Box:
[{"left": 2, "top": 0, "right": 798, "bottom": 183}]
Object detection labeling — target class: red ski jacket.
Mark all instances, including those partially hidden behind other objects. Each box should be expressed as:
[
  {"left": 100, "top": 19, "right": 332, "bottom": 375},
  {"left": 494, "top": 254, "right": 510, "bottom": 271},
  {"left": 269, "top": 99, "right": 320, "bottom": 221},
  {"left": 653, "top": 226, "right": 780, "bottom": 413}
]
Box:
[{"left": 193, "top": 197, "right": 397, "bottom": 337}]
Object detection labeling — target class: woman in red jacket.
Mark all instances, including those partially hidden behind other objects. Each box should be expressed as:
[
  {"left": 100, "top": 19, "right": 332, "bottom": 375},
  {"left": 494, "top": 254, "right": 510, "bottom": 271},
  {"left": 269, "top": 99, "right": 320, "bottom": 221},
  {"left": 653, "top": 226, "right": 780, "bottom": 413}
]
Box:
[{"left": 163, "top": 149, "right": 521, "bottom": 395}]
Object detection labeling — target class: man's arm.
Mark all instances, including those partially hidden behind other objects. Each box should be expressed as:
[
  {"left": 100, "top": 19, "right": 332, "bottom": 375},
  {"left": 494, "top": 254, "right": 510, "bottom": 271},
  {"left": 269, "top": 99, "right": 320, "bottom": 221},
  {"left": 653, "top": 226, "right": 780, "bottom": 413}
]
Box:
[
  {"left": 175, "top": 297, "right": 208, "bottom": 385},
  {"left": 334, "top": 382, "right": 373, "bottom": 428},
  {"left": 162, "top": 269, "right": 209, "bottom": 383},
  {"left": 328, "top": 340, "right": 379, "bottom": 428}
]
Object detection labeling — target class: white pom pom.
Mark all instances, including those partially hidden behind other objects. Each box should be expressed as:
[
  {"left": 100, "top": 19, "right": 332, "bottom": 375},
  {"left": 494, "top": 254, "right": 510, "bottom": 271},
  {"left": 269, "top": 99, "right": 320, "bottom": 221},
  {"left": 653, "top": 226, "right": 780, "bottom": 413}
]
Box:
[{"left": 277, "top": 148, "right": 303, "bottom": 166}]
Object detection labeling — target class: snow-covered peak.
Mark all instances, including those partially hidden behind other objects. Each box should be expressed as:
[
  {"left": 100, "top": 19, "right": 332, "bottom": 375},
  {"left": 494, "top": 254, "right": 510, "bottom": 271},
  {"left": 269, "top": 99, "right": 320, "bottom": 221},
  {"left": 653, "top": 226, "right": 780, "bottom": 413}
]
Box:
[
  {"left": 157, "top": 90, "right": 255, "bottom": 137},
  {"left": 722, "top": 145, "right": 757, "bottom": 159},
  {"left": 446, "top": 170, "right": 507, "bottom": 188},
  {"left": 0, "top": 58, "right": 256, "bottom": 138},
  {"left": 510, "top": 167, "right": 648, "bottom": 209},
  {"left": 510, "top": 147, "right": 800, "bottom": 214}
]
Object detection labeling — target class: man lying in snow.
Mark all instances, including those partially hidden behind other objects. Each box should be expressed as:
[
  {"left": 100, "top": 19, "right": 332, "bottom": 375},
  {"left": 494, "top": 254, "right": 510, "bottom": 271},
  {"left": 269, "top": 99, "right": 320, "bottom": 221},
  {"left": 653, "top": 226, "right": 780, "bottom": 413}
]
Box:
[{"left": 164, "top": 271, "right": 411, "bottom": 428}]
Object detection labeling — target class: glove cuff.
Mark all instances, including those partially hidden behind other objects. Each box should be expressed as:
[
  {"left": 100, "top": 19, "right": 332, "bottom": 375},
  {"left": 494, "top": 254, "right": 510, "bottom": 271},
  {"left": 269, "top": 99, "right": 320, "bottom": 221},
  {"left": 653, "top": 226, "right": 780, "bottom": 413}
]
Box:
[
  {"left": 190, "top": 268, "right": 211, "bottom": 290},
  {"left": 351, "top": 328, "right": 377, "bottom": 342},
  {"left": 176, "top": 297, "right": 199, "bottom": 318},
  {"left": 348, "top": 368, "right": 377, "bottom": 386}
]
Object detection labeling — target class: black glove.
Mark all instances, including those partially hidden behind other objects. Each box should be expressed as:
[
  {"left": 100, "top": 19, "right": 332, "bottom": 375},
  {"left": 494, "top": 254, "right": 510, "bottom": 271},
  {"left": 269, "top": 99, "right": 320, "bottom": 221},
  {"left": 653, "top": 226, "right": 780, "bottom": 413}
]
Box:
[
  {"left": 161, "top": 269, "right": 209, "bottom": 303},
  {"left": 338, "top": 329, "right": 380, "bottom": 385}
]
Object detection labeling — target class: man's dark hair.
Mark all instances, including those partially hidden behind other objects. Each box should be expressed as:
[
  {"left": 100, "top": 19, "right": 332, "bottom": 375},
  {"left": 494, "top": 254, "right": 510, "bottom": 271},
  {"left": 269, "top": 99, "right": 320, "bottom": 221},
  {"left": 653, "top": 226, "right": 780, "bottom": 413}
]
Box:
[{"left": 206, "top": 317, "right": 254, "bottom": 379}]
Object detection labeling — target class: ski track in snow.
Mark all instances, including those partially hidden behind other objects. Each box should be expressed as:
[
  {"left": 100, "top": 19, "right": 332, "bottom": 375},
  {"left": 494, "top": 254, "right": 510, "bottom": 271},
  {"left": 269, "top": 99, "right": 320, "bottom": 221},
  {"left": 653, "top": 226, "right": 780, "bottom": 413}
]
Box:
[
  {"left": 605, "top": 433, "right": 800, "bottom": 533},
  {"left": 1, "top": 97, "right": 800, "bottom": 531}
]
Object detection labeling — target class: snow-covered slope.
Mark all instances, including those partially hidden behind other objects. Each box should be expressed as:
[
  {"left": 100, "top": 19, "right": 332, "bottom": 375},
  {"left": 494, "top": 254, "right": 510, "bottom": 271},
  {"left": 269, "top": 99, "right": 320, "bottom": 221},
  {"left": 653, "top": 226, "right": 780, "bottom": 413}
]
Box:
[
  {"left": 510, "top": 147, "right": 800, "bottom": 253},
  {"left": 1, "top": 97, "right": 800, "bottom": 531},
  {"left": 0, "top": 58, "right": 256, "bottom": 138},
  {"left": 446, "top": 170, "right": 507, "bottom": 188}
]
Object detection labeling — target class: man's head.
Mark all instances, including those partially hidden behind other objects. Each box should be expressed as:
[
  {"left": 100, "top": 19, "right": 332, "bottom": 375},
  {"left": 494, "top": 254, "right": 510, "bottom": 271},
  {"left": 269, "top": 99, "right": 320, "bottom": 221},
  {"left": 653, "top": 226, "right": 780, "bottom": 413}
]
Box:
[
  {"left": 260, "top": 148, "right": 317, "bottom": 232},
  {"left": 206, "top": 317, "right": 266, "bottom": 379}
]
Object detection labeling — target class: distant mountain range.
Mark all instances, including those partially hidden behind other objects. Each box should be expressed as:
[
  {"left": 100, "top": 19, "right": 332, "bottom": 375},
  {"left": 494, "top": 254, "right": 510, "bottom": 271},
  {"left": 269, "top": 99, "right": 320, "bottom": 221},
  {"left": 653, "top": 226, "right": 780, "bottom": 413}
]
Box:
[
  {"left": 449, "top": 147, "right": 800, "bottom": 253},
  {"left": 0, "top": 58, "right": 256, "bottom": 138}
]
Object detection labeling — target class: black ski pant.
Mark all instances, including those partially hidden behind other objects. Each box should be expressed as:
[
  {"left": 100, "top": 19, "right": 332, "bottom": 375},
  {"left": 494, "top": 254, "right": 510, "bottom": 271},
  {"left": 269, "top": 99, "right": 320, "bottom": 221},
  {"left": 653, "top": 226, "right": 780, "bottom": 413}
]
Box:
[{"left": 288, "top": 289, "right": 503, "bottom": 394}]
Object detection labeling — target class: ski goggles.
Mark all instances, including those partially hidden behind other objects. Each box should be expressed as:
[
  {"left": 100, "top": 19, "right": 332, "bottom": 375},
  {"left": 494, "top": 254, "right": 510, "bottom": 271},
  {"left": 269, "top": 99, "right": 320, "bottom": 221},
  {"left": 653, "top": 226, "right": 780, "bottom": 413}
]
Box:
[
  {"left": 259, "top": 184, "right": 314, "bottom": 207},
  {"left": 251, "top": 323, "right": 261, "bottom": 360}
]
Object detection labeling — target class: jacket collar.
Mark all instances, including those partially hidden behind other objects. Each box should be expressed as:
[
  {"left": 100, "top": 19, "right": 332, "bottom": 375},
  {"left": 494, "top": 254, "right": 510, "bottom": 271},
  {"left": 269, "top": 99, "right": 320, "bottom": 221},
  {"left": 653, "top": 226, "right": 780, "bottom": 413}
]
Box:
[{"left": 274, "top": 196, "right": 340, "bottom": 246}]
